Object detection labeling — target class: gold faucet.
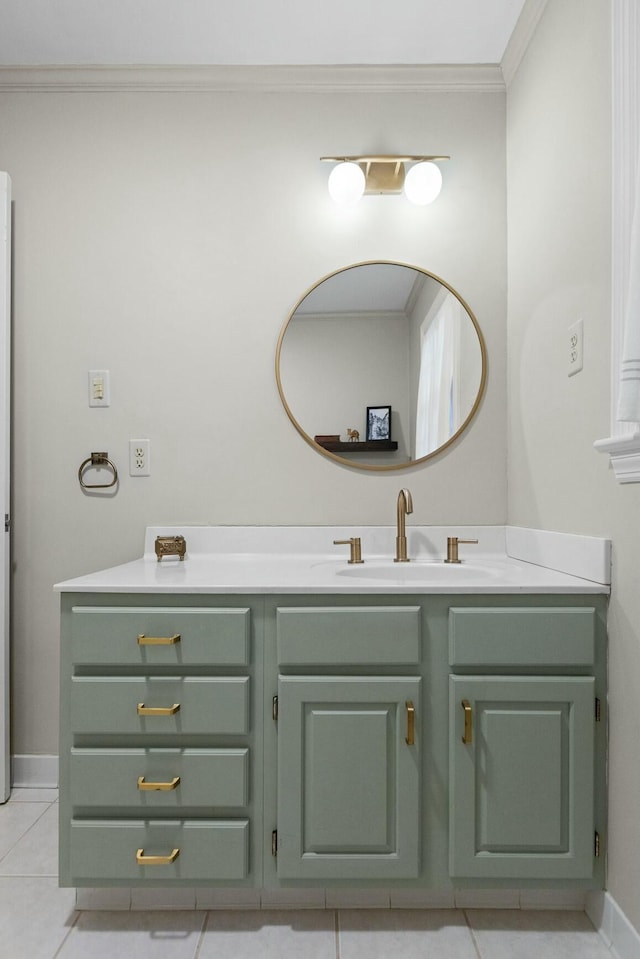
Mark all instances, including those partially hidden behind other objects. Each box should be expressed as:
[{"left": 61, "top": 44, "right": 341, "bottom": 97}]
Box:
[{"left": 394, "top": 488, "right": 413, "bottom": 562}]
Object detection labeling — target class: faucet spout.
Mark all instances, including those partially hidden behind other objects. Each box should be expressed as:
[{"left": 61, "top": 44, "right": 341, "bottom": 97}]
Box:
[{"left": 394, "top": 488, "right": 413, "bottom": 563}]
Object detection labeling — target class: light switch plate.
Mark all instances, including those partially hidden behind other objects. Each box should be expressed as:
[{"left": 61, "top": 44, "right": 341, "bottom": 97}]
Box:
[{"left": 88, "top": 370, "right": 110, "bottom": 407}]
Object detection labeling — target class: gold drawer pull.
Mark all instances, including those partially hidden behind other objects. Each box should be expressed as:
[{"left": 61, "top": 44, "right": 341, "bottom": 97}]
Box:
[
  {"left": 137, "top": 633, "right": 181, "bottom": 646},
  {"left": 405, "top": 700, "right": 415, "bottom": 745},
  {"left": 137, "top": 775, "right": 181, "bottom": 791},
  {"left": 461, "top": 699, "right": 473, "bottom": 745},
  {"left": 137, "top": 703, "right": 180, "bottom": 716},
  {"left": 136, "top": 847, "right": 180, "bottom": 865}
]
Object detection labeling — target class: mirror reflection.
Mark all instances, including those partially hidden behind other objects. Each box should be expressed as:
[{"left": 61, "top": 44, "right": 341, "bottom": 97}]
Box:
[{"left": 276, "top": 262, "right": 486, "bottom": 471}]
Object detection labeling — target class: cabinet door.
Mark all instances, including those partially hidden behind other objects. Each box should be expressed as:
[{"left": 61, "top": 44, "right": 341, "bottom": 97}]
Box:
[
  {"left": 277, "top": 676, "right": 421, "bottom": 880},
  {"left": 449, "top": 676, "right": 595, "bottom": 880}
]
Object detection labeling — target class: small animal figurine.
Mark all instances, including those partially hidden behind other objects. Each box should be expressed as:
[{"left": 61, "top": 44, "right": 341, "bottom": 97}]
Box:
[{"left": 346, "top": 428, "right": 360, "bottom": 442}]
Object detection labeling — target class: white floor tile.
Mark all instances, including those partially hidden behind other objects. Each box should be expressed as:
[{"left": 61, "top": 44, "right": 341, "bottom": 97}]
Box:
[
  {"left": 56, "top": 910, "right": 205, "bottom": 959},
  {"left": 0, "top": 801, "right": 50, "bottom": 862},
  {"left": 0, "top": 876, "right": 77, "bottom": 959},
  {"left": 338, "top": 909, "right": 479, "bottom": 959},
  {"left": 9, "top": 788, "right": 59, "bottom": 803},
  {"left": 131, "top": 886, "right": 196, "bottom": 910},
  {"left": 456, "top": 888, "right": 520, "bottom": 909},
  {"left": 326, "top": 889, "right": 390, "bottom": 909},
  {"left": 261, "top": 888, "right": 327, "bottom": 909},
  {"left": 198, "top": 910, "right": 337, "bottom": 959},
  {"left": 467, "top": 909, "right": 614, "bottom": 959},
  {"left": 390, "top": 889, "right": 456, "bottom": 909},
  {"left": 196, "top": 887, "right": 261, "bottom": 910},
  {"left": 0, "top": 802, "right": 58, "bottom": 875},
  {"left": 76, "top": 887, "right": 132, "bottom": 910}
]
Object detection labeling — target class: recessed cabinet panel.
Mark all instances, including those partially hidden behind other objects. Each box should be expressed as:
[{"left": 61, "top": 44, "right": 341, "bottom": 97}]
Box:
[
  {"left": 70, "top": 676, "right": 250, "bottom": 736},
  {"left": 277, "top": 676, "right": 421, "bottom": 880},
  {"left": 71, "top": 606, "right": 250, "bottom": 666},
  {"left": 69, "top": 819, "right": 249, "bottom": 881},
  {"left": 449, "top": 608, "right": 595, "bottom": 668},
  {"left": 70, "top": 747, "right": 249, "bottom": 808},
  {"left": 277, "top": 607, "right": 420, "bottom": 666},
  {"left": 449, "top": 675, "right": 595, "bottom": 879}
]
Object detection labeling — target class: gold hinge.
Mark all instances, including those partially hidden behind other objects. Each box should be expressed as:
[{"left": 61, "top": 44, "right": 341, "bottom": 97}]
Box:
[
  {"left": 595, "top": 831, "right": 601, "bottom": 858},
  {"left": 595, "top": 698, "right": 602, "bottom": 722},
  {"left": 272, "top": 695, "right": 278, "bottom": 721},
  {"left": 271, "top": 830, "right": 277, "bottom": 856}
]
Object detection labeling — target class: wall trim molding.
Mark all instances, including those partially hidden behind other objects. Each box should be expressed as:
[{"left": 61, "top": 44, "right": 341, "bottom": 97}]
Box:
[
  {"left": 586, "top": 891, "right": 640, "bottom": 959},
  {"left": 501, "top": 0, "right": 550, "bottom": 87},
  {"left": 0, "top": 63, "right": 505, "bottom": 94},
  {"left": 595, "top": 0, "right": 640, "bottom": 478},
  {"left": 11, "top": 754, "right": 58, "bottom": 789}
]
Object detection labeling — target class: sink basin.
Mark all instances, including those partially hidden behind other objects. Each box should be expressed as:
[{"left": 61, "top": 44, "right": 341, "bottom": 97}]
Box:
[{"left": 336, "top": 561, "right": 500, "bottom": 583}]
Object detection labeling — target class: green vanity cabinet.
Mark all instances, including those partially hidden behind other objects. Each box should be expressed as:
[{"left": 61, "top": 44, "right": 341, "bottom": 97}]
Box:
[
  {"left": 58, "top": 597, "right": 263, "bottom": 887},
  {"left": 59, "top": 592, "right": 607, "bottom": 892},
  {"left": 448, "top": 607, "right": 605, "bottom": 883},
  {"left": 271, "top": 605, "right": 423, "bottom": 881},
  {"left": 276, "top": 675, "right": 422, "bottom": 879}
]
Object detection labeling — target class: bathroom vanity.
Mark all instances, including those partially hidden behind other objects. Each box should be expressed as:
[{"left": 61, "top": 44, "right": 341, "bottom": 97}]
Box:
[{"left": 56, "top": 525, "right": 609, "bottom": 897}]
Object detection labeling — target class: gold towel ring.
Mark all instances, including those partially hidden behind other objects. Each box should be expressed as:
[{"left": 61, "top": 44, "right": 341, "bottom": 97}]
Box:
[{"left": 78, "top": 452, "right": 118, "bottom": 490}]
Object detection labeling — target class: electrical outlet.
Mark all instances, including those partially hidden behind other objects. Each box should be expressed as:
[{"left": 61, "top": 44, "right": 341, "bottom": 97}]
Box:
[
  {"left": 568, "top": 319, "right": 584, "bottom": 376},
  {"left": 129, "top": 439, "right": 150, "bottom": 476}
]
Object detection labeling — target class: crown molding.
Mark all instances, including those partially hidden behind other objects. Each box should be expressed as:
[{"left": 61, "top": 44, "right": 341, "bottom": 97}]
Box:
[
  {"left": 501, "top": 0, "right": 550, "bottom": 87},
  {"left": 0, "top": 63, "right": 505, "bottom": 94}
]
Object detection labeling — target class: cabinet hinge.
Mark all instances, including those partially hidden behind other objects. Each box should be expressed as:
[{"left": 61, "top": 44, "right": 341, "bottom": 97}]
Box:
[
  {"left": 271, "top": 829, "right": 277, "bottom": 856},
  {"left": 4, "top": 514, "right": 8, "bottom": 533},
  {"left": 272, "top": 695, "right": 278, "bottom": 721},
  {"left": 595, "top": 698, "right": 602, "bottom": 722},
  {"left": 595, "top": 831, "right": 601, "bottom": 858}
]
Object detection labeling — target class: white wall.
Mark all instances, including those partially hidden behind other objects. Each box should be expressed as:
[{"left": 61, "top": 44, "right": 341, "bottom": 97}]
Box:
[
  {"left": 0, "top": 84, "right": 507, "bottom": 757},
  {"left": 279, "top": 311, "right": 412, "bottom": 462},
  {"left": 507, "top": 0, "right": 640, "bottom": 935}
]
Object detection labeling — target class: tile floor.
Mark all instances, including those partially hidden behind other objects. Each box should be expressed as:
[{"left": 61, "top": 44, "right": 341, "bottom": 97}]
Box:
[{"left": 0, "top": 788, "right": 615, "bottom": 959}]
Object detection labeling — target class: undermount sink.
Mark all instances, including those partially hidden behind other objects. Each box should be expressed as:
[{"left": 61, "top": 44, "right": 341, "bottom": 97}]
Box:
[{"left": 335, "top": 561, "right": 500, "bottom": 583}]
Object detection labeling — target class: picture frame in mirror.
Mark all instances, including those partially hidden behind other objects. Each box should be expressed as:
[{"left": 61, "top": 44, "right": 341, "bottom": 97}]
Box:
[{"left": 366, "top": 405, "right": 392, "bottom": 441}]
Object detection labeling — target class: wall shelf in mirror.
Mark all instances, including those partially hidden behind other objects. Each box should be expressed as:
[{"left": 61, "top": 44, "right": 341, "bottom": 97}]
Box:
[
  {"left": 317, "top": 440, "right": 399, "bottom": 453},
  {"left": 276, "top": 261, "right": 487, "bottom": 472}
]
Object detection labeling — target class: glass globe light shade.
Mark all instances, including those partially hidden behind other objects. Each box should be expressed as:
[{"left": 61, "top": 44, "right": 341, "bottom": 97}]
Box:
[
  {"left": 403, "top": 161, "right": 443, "bottom": 206},
  {"left": 327, "top": 162, "right": 366, "bottom": 205}
]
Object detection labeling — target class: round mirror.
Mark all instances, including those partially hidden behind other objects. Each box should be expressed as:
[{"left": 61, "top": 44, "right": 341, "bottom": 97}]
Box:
[{"left": 276, "top": 261, "right": 487, "bottom": 471}]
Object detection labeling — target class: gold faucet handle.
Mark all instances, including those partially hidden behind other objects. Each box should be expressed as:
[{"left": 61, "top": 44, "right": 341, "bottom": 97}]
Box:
[
  {"left": 445, "top": 536, "right": 478, "bottom": 564},
  {"left": 333, "top": 538, "right": 364, "bottom": 564}
]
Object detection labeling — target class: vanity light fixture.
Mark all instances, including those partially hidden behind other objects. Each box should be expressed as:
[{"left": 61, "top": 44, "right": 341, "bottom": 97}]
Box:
[{"left": 321, "top": 155, "right": 449, "bottom": 206}]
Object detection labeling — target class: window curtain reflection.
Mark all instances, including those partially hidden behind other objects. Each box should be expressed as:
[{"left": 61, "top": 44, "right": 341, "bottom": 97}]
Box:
[{"left": 415, "top": 291, "right": 462, "bottom": 457}]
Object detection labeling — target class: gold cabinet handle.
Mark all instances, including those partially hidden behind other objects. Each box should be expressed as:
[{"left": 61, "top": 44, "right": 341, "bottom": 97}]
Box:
[
  {"left": 405, "top": 700, "right": 415, "bottom": 745},
  {"left": 461, "top": 699, "right": 473, "bottom": 745},
  {"left": 136, "top": 847, "right": 180, "bottom": 865},
  {"left": 137, "top": 633, "right": 181, "bottom": 646},
  {"left": 137, "top": 775, "right": 181, "bottom": 791},
  {"left": 137, "top": 703, "right": 180, "bottom": 716}
]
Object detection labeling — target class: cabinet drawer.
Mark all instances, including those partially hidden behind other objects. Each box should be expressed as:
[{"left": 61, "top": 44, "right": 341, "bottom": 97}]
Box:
[
  {"left": 449, "top": 607, "right": 595, "bottom": 668},
  {"left": 277, "top": 607, "right": 420, "bottom": 666},
  {"left": 70, "top": 748, "right": 249, "bottom": 808},
  {"left": 69, "top": 819, "right": 249, "bottom": 881},
  {"left": 70, "top": 606, "right": 250, "bottom": 666},
  {"left": 71, "top": 676, "right": 249, "bottom": 735}
]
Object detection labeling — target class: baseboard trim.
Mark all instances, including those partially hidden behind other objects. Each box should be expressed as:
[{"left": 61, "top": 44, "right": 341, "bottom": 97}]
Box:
[
  {"left": 11, "top": 754, "right": 59, "bottom": 789},
  {"left": 586, "top": 891, "right": 640, "bottom": 959}
]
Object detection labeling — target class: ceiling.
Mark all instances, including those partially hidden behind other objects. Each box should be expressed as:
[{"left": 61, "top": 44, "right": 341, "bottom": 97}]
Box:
[{"left": 0, "top": 0, "right": 528, "bottom": 67}]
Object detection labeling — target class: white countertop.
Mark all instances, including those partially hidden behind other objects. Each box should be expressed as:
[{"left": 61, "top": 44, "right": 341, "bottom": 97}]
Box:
[{"left": 54, "top": 526, "right": 611, "bottom": 595}]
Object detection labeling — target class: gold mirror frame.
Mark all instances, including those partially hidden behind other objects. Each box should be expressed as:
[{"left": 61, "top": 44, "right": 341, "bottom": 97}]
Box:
[{"left": 275, "top": 260, "right": 487, "bottom": 472}]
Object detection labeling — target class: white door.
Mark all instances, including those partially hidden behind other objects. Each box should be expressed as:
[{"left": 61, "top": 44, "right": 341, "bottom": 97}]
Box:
[{"left": 0, "top": 174, "right": 11, "bottom": 802}]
